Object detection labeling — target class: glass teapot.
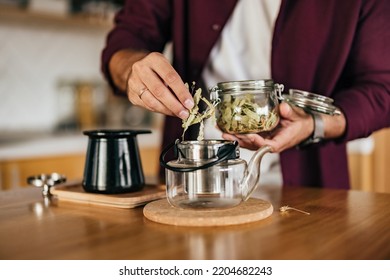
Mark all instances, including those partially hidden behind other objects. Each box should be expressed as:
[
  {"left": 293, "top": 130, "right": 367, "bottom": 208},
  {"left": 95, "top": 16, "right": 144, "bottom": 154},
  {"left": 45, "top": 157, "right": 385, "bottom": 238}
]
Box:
[{"left": 160, "top": 140, "right": 271, "bottom": 209}]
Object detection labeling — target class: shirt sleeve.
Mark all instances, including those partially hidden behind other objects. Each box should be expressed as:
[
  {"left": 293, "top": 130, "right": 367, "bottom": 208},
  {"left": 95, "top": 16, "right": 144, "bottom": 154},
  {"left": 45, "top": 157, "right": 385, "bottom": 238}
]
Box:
[
  {"left": 334, "top": 0, "right": 390, "bottom": 141},
  {"left": 101, "top": 0, "right": 172, "bottom": 95}
]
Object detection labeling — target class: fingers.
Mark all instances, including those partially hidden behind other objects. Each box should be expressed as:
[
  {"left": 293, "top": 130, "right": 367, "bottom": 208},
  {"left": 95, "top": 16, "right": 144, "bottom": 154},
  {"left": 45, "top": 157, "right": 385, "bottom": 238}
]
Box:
[
  {"left": 222, "top": 133, "right": 273, "bottom": 151},
  {"left": 280, "top": 101, "right": 310, "bottom": 120},
  {"left": 151, "top": 53, "right": 194, "bottom": 110},
  {"left": 279, "top": 102, "right": 293, "bottom": 118},
  {"left": 221, "top": 102, "right": 315, "bottom": 153},
  {"left": 127, "top": 52, "right": 194, "bottom": 119}
]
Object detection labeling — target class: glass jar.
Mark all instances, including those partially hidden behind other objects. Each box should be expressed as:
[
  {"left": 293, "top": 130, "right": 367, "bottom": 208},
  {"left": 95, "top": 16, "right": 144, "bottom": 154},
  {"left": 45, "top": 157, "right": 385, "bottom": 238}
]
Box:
[{"left": 210, "top": 79, "right": 284, "bottom": 134}]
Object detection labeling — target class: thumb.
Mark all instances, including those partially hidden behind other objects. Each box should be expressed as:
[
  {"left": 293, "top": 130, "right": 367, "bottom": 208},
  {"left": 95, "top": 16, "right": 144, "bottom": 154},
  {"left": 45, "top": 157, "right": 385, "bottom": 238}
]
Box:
[{"left": 279, "top": 102, "right": 294, "bottom": 119}]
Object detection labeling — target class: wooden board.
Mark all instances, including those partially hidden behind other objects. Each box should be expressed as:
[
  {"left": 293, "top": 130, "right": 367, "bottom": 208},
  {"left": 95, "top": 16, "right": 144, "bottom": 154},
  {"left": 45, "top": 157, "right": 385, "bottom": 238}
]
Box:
[
  {"left": 51, "top": 182, "right": 166, "bottom": 209},
  {"left": 143, "top": 198, "right": 273, "bottom": 227}
]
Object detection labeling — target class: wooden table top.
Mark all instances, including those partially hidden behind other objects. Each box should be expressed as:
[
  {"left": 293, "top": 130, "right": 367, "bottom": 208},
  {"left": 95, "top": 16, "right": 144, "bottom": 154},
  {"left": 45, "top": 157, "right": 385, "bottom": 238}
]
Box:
[{"left": 1, "top": 184, "right": 389, "bottom": 260}]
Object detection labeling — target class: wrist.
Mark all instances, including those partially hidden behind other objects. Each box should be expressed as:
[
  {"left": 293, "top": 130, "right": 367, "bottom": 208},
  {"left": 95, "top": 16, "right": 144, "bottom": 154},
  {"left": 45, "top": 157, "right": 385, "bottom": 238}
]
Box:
[
  {"left": 109, "top": 49, "right": 149, "bottom": 92},
  {"left": 322, "top": 111, "right": 346, "bottom": 139},
  {"left": 299, "top": 112, "right": 324, "bottom": 147}
]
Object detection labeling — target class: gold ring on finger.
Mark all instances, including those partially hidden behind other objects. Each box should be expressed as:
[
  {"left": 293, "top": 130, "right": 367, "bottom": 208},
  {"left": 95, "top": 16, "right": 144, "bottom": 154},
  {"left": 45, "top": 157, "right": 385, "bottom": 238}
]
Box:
[{"left": 139, "top": 88, "right": 149, "bottom": 98}]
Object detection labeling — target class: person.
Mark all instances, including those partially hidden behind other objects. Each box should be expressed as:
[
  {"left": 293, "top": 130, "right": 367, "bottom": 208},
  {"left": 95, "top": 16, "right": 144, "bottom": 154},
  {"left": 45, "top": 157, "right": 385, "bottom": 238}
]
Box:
[{"left": 101, "top": 0, "right": 390, "bottom": 189}]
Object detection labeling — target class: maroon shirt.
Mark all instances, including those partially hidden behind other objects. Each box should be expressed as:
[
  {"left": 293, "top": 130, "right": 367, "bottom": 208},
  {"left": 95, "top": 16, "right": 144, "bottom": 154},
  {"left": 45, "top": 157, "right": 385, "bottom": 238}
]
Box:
[{"left": 102, "top": 0, "right": 390, "bottom": 189}]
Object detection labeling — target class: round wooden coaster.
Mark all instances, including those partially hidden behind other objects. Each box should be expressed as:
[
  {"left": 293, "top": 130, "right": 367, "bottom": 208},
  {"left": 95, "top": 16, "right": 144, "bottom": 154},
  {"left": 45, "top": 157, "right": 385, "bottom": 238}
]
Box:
[{"left": 143, "top": 198, "right": 273, "bottom": 227}]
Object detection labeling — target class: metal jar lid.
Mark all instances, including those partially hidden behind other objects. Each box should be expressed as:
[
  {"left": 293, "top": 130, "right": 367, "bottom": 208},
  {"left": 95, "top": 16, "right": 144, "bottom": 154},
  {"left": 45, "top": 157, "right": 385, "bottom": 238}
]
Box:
[{"left": 283, "top": 89, "right": 341, "bottom": 115}]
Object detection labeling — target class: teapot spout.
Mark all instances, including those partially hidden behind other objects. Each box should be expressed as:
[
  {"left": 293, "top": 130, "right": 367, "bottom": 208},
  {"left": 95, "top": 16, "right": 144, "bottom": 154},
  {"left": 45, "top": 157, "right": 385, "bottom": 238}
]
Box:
[{"left": 241, "top": 145, "right": 272, "bottom": 201}]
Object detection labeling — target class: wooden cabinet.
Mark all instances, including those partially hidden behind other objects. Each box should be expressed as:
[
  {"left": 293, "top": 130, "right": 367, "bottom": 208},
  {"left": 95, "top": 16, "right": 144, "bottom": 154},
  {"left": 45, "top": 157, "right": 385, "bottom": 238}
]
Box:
[
  {"left": 0, "top": 147, "right": 160, "bottom": 190},
  {"left": 0, "top": 154, "right": 86, "bottom": 190},
  {"left": 372, "top": 128, "right": 390, "bottom": 193},
  {"left": 348, "top": 128, "right": 390, "bottom": 193}
]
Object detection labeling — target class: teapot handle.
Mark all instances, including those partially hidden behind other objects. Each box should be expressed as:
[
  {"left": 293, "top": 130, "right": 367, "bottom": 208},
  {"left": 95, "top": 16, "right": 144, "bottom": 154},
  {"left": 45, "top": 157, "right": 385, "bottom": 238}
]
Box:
[
  {"left": 241, "top": 145, "right": 272, "bottom": 201},
  {"left": 159, "top": 140, "right": 238, "bottom": 172}
]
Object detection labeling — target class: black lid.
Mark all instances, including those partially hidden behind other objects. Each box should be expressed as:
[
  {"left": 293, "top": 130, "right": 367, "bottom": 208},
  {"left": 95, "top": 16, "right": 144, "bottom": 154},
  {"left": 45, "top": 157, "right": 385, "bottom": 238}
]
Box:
[{"left": 83, "top": 129, "right": 151, "bottom": 139}]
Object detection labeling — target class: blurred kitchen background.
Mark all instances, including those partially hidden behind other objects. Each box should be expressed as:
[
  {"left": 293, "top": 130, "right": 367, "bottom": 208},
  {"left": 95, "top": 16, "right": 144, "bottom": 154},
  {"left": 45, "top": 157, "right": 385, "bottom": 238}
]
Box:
[
  {"left": 0, "top": 0, "right": 163, "bottom": 189},
  {"left": 0, "top": 0, "right": 162, "bottom": 137},
  {"left": 0, "top": 0, "right": 389, "bottom": 192}
]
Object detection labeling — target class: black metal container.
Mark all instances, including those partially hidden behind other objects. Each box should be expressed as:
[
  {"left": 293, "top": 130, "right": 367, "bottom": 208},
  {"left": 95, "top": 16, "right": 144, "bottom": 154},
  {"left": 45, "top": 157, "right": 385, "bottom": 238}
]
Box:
[{"left": 82, "top": 129, "right": 151, "bottom": 194}]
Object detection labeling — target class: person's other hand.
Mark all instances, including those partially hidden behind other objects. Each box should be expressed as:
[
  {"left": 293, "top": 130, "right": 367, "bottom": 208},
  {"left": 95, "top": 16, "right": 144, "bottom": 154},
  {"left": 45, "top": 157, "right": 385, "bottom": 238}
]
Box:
[
  {"left": 221, "top": 102, "right": 314, "bottom": 153},
  {"left": 126, "top": 52, "right": 194, "bottom": 119}
]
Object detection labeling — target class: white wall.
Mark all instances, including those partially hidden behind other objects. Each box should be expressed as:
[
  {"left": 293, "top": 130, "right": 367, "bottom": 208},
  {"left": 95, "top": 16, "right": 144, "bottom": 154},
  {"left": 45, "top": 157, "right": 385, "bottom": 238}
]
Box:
[{"left": 0, "top": 18, "right": 108, "bottom": 133}]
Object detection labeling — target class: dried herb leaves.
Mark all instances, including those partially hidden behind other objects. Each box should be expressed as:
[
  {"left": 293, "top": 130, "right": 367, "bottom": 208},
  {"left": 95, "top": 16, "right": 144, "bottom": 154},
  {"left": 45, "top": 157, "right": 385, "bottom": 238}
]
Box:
[
  {"left": 216, "top": 94, "right": 279, "bottom": 134},
  {"left": 280, "top": 205, "right": 310, "bottom": 215},
  {"left": 181, "top": 82, "right": 215, "bottom": 141},
  {"left": 181, "top": 83, "right": 280, "bottom": 140}
]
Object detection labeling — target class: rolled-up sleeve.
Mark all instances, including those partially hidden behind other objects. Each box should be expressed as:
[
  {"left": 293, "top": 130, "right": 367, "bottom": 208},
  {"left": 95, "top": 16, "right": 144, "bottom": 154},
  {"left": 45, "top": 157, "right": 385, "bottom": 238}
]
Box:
[{"left": 101, "top": 0, "right": 172, "bottom": 94}]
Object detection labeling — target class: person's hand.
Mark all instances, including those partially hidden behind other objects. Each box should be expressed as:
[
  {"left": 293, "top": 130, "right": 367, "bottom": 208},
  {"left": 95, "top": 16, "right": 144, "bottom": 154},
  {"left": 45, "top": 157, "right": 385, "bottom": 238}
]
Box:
[
  {"left": 126, "top": 52, "right": 194, "bottom": 119},
  {"left": 221, "top": 102, "right": 314, "bottom": 153}
]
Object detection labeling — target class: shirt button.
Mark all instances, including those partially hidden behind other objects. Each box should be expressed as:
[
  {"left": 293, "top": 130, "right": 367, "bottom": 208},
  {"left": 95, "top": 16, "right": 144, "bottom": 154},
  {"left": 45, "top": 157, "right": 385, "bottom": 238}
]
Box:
[{"left": 212, "top": 24, "right": 221, "bottom": 31}]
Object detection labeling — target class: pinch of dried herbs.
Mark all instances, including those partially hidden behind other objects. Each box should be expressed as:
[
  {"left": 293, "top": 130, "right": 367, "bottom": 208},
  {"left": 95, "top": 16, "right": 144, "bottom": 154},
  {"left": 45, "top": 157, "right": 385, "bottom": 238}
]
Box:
[
  {"left": 280, "top": 205, "right": 310, "bottom": 215},
  {"left": 181, "top": 82, "right": 215, "bottom": 141},
  {"left": 216, "top": 94, "right": 279, "bottom": 134}
]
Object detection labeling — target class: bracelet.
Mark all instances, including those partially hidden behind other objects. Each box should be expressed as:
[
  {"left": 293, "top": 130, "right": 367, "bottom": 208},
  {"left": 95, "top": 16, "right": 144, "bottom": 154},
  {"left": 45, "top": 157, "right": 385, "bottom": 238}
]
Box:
[{"left": 298, "top": 112, "right": 324, "bottom": 147}]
